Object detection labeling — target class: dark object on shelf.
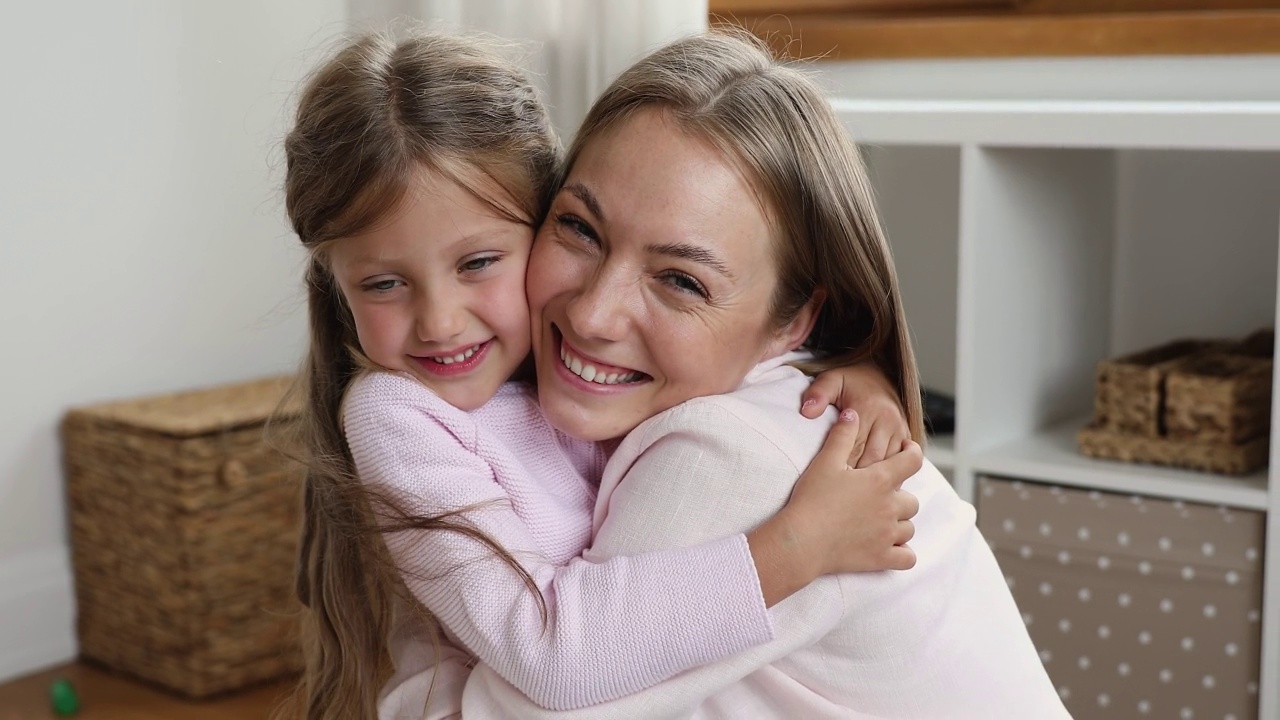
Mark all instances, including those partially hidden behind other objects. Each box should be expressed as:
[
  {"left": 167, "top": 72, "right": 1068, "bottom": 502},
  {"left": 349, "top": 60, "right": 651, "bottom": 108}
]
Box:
[
  {"left": 976, "top": 477, "right": 1263, "bottom": 720},
  {"left": 61, "top": 377, "right": 304, "bottom": 698},
  {"left": 922, "top": 387, "right": 955, "bottom": 435},
  {"left": 1080, "top": 328, "right": 1273, "bottom": 475}
]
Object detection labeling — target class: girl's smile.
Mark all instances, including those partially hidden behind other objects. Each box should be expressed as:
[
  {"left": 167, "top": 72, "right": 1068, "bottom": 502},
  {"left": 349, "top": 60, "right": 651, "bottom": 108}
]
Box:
[{"left": 328, "top": 165, "right": 534, "bottom": 411}]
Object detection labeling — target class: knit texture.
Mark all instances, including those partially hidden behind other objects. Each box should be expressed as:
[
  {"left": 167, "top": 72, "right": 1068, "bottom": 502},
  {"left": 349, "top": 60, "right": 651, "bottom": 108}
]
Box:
[
  {"left": 463, "top": 353, "right": 1070, "bottom": 720},
  {"left": 342, "top": 372, "right": 773, "bottom": 714}
]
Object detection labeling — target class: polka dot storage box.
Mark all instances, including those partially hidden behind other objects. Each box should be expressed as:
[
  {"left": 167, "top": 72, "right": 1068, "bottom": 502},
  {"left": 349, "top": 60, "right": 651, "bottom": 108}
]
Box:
[
  {"left": 61, "top": 377, "right": 304, "bottom": 697},
  {"left": 978, "top": 477, "right": 1263, "bottom": 720}
]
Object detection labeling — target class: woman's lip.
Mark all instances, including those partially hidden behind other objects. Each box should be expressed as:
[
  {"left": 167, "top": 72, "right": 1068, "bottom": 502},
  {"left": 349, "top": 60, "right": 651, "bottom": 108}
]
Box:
[
  {"left": 557, "top": 335, "right": 642, "bottom": 377},
  {"left": 410, "top": 339, "right": 491, "bottom": 377},
  {"left": 549, "top": 326, "right": 650, "bottom": 393}
]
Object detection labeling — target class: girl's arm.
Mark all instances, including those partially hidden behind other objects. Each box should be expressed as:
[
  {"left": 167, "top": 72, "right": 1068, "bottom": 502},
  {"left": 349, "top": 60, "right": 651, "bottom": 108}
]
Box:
[
  {"left": 347, "top": 374, "right": 768, "bottom": 711},
  {"left": 460, "top": 398, "right": 922, "bottom": 720},
  {"left": 347, "top": 373, "right": 914, "bottom": 712},
  {"left": 801, "top": 361, "right": 911, "bottom": 467}
]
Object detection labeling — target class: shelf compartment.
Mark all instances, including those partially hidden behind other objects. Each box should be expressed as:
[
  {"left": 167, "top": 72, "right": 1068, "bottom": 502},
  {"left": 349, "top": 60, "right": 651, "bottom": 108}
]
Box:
[{"left": 971, "top": 417, "right": 1268, "bottom": 511}]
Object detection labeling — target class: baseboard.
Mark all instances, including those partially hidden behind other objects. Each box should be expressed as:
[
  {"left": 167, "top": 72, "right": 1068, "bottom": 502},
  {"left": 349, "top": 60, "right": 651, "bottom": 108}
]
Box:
[{"left": 0, "top": 546, "right": 77, "bottom": 683}]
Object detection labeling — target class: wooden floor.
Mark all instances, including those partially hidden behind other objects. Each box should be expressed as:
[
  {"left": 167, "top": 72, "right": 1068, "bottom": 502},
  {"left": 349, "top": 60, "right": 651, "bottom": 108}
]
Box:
[{"left": 0, "top": 663, "right": 293, "bottom": 720}]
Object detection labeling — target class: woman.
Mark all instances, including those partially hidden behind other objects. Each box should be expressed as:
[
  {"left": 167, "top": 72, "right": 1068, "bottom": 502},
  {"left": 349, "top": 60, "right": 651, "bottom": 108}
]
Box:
[{"left": 458, "top": 30, "right": 1068, "bottom": 719}]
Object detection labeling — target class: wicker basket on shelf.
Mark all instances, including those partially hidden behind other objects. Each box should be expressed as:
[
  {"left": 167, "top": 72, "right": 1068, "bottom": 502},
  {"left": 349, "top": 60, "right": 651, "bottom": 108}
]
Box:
[
  {"left": 62, "top": 376, "right": 304, "bottom": 698},
  {"left": 1079, "top": 330, "right": 1273, "bottom": 476}
]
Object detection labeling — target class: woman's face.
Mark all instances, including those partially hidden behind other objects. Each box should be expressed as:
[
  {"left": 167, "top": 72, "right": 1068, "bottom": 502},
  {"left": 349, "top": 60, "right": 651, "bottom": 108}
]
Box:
[{"left": 527, "top": 109, "right": 814, "bottom": 442}]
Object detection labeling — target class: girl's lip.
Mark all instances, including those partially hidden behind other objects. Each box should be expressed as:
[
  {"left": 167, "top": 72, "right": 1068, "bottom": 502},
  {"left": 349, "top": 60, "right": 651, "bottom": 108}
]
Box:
[{"left": 411, "top": 339, "right": 492, "bottom": 377}]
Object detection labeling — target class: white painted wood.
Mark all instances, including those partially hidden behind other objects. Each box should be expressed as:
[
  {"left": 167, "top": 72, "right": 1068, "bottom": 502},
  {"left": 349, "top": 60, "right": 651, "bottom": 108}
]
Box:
[
  {"left": 836, "top": 99, "right": 1280, "bottom": 151},
  {"left": 971, "top": 417, "right": 1269, "bottom": 511},
  {"left": 1261, "top": 213, "right": 1280, "bottom": 720},
  {"left": 957, "top": 147, "right": 1115, "bottom": 459}
]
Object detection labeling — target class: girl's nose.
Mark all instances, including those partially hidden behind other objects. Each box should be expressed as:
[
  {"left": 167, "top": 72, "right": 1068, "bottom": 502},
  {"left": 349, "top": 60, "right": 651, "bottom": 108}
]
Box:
[{"left": 416, "top": 289, "right": 466, "bottom": 343}]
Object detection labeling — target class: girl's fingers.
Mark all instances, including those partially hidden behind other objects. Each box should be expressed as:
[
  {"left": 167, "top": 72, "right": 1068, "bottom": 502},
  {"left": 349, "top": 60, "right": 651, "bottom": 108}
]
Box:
[
  {"left": 814, "top": 409, "right": 861, "bottom": 470},
  {"left": 884, "top": 544, "right": 917, "bottom": 571},
  {"left": 855, "top": 425, "right": 893, "bottom": 469},
  {"left": 800, "top": 373, "right": 844, "bottom": 418}
]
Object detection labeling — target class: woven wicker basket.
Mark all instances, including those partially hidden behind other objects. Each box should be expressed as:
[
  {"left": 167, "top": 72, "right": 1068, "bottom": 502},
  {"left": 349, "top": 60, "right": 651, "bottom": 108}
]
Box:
[
  {"left": 62, "top": 376, "right": 304, "bottom": 698},
  {"left": 1093, "top": 339, "right": 1221, "bottom": 436},
  {"left": 1165, "top": 352, "right": 1273, "bottom": 444},
  {"left": 1077, "top": 423, "right": 1268, "bottom": 475}
]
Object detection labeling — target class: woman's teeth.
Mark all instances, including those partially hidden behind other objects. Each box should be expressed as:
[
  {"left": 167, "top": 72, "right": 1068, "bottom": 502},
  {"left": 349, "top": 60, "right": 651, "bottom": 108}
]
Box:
[
  {"left": 428, "top": 344, "right": 481, "bottom": 365},
  {"left": 561, "top": 345, "right": 640, "bottom": 385}
]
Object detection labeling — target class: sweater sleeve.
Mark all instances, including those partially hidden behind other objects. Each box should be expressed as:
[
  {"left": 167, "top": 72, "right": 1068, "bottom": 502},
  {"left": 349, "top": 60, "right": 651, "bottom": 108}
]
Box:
[
  {"left": 343, "top": 375, "right": 774, "bottom": 711},
  {"left": 460, "top": 399, "right": 846, "bottom": 720}
]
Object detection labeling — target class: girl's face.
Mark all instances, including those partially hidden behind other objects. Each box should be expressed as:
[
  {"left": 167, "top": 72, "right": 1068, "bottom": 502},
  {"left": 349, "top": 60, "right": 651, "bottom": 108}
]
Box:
[
  {"left": 527, "top": 110, "right": 818, "bottom": 442},
  {"left": 329, "top": 165, "right": 533, "bottom": 411}
]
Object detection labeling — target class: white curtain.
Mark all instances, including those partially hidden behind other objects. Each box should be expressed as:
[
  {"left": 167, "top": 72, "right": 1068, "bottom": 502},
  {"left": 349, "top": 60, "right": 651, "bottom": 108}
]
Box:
[{"left": 348, "top": 0, "right": 709, "bottom": 137}]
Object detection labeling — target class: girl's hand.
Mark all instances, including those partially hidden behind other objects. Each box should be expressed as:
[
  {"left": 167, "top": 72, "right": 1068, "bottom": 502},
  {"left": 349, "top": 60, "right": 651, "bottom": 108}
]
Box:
[
  {"left": 801, "top": 363, "right": 910, "bottom": 468},
  {"left": 748, "top": 411, "right": 921, "bottom": 605}
]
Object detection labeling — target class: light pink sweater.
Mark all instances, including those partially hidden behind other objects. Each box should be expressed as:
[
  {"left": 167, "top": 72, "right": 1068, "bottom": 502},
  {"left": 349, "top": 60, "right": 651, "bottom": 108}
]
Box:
[
  {"left": 461, "top": 354, "right": 1070, "bottom": 719},
  {"left": 342, "top": 372, "right": 774, "bottom": 719}
]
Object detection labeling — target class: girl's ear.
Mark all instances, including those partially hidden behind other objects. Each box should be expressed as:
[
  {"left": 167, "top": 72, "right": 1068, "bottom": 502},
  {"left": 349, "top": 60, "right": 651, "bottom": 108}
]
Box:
[{"left": 761, "top": 288, "right": 826, "bottom": 361}]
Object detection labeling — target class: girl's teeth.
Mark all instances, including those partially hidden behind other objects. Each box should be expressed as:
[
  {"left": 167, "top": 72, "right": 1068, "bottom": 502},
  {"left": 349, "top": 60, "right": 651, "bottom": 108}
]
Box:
[
  {"left": 430, "top": 344, "right": 480, "bottom": 364},
  {"left": 605, "top": 373, "right": 618, "bottom": 384}
]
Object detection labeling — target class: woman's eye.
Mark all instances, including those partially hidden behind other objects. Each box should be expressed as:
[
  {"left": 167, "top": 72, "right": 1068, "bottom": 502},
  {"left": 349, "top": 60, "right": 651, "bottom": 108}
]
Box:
[
  {"left": 460, "top": 255, "right": 500, "bottom": 273},
  {"left": 663, "top": 272, "right": 709, "bottom": 299},
  {"left": 556, "top": 214, "right": 599, "bottom": 245}
]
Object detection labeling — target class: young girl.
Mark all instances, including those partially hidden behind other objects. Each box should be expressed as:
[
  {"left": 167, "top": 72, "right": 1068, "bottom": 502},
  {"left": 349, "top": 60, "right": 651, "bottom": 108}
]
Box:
[{"left": 282, "top": 30, "right": 920, "bottom": 720}]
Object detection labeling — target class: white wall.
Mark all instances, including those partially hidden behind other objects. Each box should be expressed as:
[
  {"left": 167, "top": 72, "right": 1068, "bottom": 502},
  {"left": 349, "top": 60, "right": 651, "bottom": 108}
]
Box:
[{"left": 0, "top": 0, "right": 345, "bottom": 681}]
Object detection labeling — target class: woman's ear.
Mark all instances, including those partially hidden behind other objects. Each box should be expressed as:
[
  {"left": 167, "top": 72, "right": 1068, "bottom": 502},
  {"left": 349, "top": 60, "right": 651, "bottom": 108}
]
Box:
[{"left": 761, "top": 289, "right": 826, "bottom": 360}]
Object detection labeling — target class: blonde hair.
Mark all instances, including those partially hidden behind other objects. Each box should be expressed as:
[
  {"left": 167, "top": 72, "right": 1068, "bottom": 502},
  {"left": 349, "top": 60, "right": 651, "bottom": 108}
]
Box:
[
  {"left": 278, "top": 29, "right": 558, "bottom": 720},
  {"left": 563, "top": 28, "right": 925, "bottom": 441}
]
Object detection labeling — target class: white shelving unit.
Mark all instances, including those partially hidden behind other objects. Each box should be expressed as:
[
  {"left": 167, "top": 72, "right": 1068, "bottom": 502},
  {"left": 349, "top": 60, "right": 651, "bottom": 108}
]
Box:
[{"left": 843, "top": 99, "right": 1280, "bottom": 719}]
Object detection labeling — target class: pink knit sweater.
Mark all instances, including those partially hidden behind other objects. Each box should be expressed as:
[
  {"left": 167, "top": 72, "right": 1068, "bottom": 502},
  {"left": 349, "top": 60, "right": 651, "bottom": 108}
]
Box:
[{"left": 342, "top": 372, "right": 774, "bottom": 718}]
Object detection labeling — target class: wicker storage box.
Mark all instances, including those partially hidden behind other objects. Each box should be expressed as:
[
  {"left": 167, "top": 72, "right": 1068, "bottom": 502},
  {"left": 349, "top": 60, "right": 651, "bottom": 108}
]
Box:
[
  {"left": 1165, "top": 353, "right": 1273, "bottom": 444},
  {"left": 62, "top": 376, "right": 304, "bottom": 697},
  {"left": 1093, "top": 339, "right": 1220, "bottom": 437},
  {"left": 978, "top": 477, "right": 1264, "bottom": 720},
  {"left": 1082, "top": 330, "right": 1273, "bottom": 475}
]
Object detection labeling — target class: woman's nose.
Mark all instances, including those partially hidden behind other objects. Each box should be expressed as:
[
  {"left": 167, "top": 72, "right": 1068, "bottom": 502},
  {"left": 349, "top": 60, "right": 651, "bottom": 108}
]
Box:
[
  {"left": 416, "top": 288, "right": 466, "bottom": 343},
  {"left": 564, "top": 266, "right": 631, "bottom": 342}
]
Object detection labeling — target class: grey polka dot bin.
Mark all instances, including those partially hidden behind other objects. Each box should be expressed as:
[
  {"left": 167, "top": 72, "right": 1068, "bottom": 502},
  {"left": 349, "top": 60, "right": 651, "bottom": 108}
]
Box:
[{"left": 977, "top": 476, "right": 1264, "bottom": 720}]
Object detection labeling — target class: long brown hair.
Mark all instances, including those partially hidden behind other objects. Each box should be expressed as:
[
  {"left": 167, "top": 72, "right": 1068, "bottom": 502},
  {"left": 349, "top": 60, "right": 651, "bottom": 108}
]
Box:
[
  {"left": 277, "top": 29, "right": 559, "bottom": 720},
  {"left": 562, "top": 28, "right": 925, "bottom": 441}
]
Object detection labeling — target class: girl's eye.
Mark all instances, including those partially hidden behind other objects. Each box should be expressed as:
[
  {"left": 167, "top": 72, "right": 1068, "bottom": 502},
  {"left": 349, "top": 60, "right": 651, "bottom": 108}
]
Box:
[
  {"left": 460, "top": 255, "right": 500, "bottom": 273},
  {"left": 363, "top": 278, "right": 402, "bottom": 293},
  {"left": 556, "top": 214, "right": 600, "bottom": 246},
  {"left": 662, "top": 271, "right": 709, "bottom": 299}
]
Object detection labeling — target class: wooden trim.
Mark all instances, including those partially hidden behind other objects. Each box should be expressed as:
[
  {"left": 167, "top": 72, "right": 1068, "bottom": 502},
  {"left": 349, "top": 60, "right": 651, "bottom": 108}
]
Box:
[
  {"left": 722, "top": 10, "right": 1280, "bottom": 58},
  {"left": 709, "top": 0, "right": 1010, "bottom": 13}
]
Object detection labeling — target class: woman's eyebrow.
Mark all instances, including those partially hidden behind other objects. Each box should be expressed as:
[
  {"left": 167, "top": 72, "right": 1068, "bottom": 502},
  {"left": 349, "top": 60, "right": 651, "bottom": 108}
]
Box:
[
  {"left": 562, "top": 182, "right": 605, "bottom": 221},
  {"left": 646, "top": 242, "right": 733, "bottom": 279}
]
